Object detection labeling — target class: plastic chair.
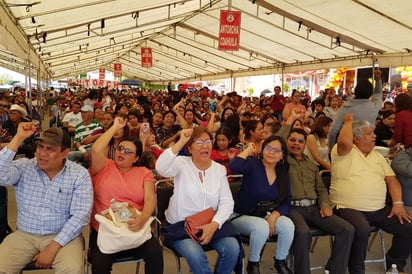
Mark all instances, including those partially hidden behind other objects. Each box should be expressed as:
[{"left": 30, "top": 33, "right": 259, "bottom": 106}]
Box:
[
  {"left": 84, "top": 249, "right": 143, "bottom": 274},
  {"left": 319, "top": 169, "right": 331, "bottom": 192},
  {"left": 365, "top": 226, "right": 386, "bottom": 271},
  {"left": 20, "top": 253, "right": 143, "bottom": 274},
  {"left": 156, "top": 178, "right": 190, "bottom": 274}
]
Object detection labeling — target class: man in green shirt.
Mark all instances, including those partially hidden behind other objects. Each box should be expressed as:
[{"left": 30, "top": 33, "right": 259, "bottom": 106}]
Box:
[
  {"left": 278, "top": 127, "right": 354, "bottom": 274},
  {"left": 68, "top": 105, "right": 102, "bottom": 166}
]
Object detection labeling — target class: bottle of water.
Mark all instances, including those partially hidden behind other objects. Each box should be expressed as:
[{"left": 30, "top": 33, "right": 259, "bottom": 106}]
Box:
[{"left": 386, "top": 264, "right": 399, "bottom": 274}]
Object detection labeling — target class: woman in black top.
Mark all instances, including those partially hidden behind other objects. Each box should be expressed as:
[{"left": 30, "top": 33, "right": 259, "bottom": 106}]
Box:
[{"left": 374, "top": 110, "right": 395, "bottom": 147}]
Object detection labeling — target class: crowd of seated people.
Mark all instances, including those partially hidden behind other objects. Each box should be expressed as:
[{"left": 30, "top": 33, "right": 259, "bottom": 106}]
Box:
[{"left": 2, "top": 70, "right": 412, "bottom": 274}]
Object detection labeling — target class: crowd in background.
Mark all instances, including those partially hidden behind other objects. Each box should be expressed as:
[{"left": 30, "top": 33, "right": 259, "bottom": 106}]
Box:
[{"left": 1, "top": 73, "right": 412, "bottom": 274}]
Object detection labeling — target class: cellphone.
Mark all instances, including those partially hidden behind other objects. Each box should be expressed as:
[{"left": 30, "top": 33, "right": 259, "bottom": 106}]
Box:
[
  {"left": 373, "top": 60, "right": 379, "bottom": 70},
  {"left": 140, "top": 122, "right": 150, "bottom": 135},
  {"left": 209, "top": 103, "right": 216, "bottom": 112}
]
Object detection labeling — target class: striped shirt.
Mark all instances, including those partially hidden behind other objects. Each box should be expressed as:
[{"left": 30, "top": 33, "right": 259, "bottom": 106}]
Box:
[
  {"left": 74, "top": 119, "right": 103, "bottom": 150},
  {"left": 0, "top": 147, "right": 93, "bottom": 246}
]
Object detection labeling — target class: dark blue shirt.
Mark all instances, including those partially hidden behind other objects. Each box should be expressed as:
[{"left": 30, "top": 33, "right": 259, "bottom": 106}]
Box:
[{"left": 229, "top": 156, "right": 291, "bottom": 216}]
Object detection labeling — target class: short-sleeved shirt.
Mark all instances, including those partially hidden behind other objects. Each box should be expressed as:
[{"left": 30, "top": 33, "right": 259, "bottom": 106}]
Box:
[
  {"left": 90, "top": 159, "right": 155, "bottom": 231},
  {"left": 330, "top": 144, "right": 395, "bottom": 211},
  {"left": 62, "top": 111, "right": 82, "bottom": 128}
]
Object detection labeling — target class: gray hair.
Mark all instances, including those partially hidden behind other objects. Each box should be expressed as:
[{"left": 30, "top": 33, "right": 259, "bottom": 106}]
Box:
[{"left": 352, "top": 120, "right": 370, "bottom": 138}]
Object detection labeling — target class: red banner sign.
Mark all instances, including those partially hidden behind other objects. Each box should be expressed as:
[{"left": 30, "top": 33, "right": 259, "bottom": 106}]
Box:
[
  {"left": 141, "top": 48, "right": 153, "bottom": 67},
  {"left": 70, "top": 79, "right": 123, "bottom": 89},
  {"left": 99, "top": 68, "right": 105, "bottom": 79},
  {"left": 113, "top": 63, "right": 122, "bottom": 77},
  {"left": 218, "top": 10, "right": 241, "bottom": 51}
]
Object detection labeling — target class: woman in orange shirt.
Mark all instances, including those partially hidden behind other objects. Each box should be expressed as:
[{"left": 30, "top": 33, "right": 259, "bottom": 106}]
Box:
[{"left": 89, "top": 117, "right": 163, "bottom": 274}]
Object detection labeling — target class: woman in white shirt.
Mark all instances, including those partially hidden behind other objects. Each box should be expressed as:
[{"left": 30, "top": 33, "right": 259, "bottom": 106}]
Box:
[{"left": 156, "top": 127, "right": 240, "bottom": 274}]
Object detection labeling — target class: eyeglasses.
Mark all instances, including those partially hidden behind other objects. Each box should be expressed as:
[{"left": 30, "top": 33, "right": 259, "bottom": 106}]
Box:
[
  {"left": 116, "top": 145, "right": 136, "bottom": 155},
  {"left": 288, "top": 137, "right": 305, "bottom": 144},
  {"left": 0, "top": 104, "right": 9, "bottom": 108},
  {"left": 193, "top": 139, "right": 212, "bottom": 146},
  {"left": 264, "top": 145, "right": 283, "bottom": 154}
]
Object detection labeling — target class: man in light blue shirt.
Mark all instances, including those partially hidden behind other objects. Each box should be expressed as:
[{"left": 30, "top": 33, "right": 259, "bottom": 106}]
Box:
[
  {"left": 328, "top": 69, "right": 382, "bottom": 149},
  {"left": 0, "top": 123, "right": 93, "bottom": 273}
]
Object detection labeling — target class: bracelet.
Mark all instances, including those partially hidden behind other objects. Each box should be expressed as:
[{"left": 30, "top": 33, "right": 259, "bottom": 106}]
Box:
[{"left": 393, "top": 201, "right": 404, "bottom": 205}]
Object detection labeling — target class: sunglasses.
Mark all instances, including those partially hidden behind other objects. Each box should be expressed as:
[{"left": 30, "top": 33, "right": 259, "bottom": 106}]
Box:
[
  {"left": 116, "top": 145, "right": 136, "bottom": 155},
  {"left": 264, "top": 145, "right": 283, "bottom": 154},
  {"left": 0, "top": 104, "right": 9, "bottom": 108},
  {"left": 288, "top": 137, "right": 305, "bottom": 144}
]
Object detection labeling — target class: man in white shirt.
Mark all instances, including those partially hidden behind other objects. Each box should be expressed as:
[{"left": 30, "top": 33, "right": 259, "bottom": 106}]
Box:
[{"left": 62, "top": 101, "right": 82, "bottom": 135}]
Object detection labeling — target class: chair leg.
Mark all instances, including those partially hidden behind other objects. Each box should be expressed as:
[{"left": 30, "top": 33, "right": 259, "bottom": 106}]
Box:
[
  {"left": 365, "top": 229, "right": 386, "bottom": 272},
  {"left": 176, "top": 256, "right": 182, "bottom": 274},
  {"left": 379, "top": 230, "right": 386, "bottom": 271},
  {"left": 368, "top": 231, "right": 378, "bottom": 251},
  {"left": 310, "top": 237, "right": 319, "bottom": 253},
  {"left": 136, "top": 261, "right": 140, "bottom": 274}
]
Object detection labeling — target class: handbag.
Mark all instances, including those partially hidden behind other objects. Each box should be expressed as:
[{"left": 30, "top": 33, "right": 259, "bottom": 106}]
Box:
[
  {"left": 185, "top": 207, "right": 215, "bottom": 242},
  {"left": 95, "top": 206, "right": 154, "bottom": 254},
  {"left": 251, "top": 201, "right": 279, "bottom": 217}
]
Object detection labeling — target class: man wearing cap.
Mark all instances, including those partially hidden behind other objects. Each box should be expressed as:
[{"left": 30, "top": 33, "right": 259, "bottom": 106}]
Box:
[
  {"left": 0, "top": 123, "right": 93, "bottom": 273},
  {"left": 68, "top": 105, "right": 102, "bottom": 165}
]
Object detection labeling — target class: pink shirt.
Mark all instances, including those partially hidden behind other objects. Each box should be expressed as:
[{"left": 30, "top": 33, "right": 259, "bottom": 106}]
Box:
[
  {"left": 286, "top": 103, "right": 306, "bottom": 119},
  {"left": 90, "top": 159, "right": 155, "bottom": 231}
]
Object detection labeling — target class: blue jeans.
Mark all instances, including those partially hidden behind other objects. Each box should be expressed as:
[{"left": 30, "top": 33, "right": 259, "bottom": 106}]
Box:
[
  {"left": 231, "top": 214, "right": 294, "bottom": 262},
  {"left": 170, "top": 236, "right": 239, "bottom": 274}
]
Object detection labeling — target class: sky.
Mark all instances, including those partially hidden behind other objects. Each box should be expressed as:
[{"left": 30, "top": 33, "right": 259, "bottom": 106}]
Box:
[{"left": 0, "top": 67, "right": 26, "bottom": 83}]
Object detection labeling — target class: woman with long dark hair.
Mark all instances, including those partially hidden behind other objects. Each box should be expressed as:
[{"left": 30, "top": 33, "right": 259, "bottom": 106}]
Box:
[
  {"left": 229, "top": 135, "right": 294, "bottom": 274},
  {"left": 207, "top": 107, "right": 235, "bottom": 133},
  {"left": 211, "top": 127, "right": 238, "bottom": 177},
  {"left": 282, "top": 90, "right": 306, "bottom": 122},
  {"left": 155, "top": 110, "right": 184, "bottom": 148},
  {"left": 390, "top": 93, "right": 412, "bottom": 148},
  {"left": 304, "top": 116, "right": 332, "bottom": 170},
  {"left": 236, "top": 120, "right": 264, "bottom": 155},
  {"left": 374, "top": 110, "right": 395, "bottom": 147}
]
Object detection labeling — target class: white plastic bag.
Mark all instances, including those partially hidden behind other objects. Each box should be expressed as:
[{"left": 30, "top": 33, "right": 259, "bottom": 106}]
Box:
[{"left": 95, "top": 210, "right": 154, "bottom": 254}]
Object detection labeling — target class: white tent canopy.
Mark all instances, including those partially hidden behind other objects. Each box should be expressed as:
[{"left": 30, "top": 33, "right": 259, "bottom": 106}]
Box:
[{"left": 0, "top": 0, "right": 411, "bottom": 84}]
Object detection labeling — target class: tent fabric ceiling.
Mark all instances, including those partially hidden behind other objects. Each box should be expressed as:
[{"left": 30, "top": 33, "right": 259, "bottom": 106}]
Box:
[{"left": 0, "top": 0, "right": 412, "bottom": 84}]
